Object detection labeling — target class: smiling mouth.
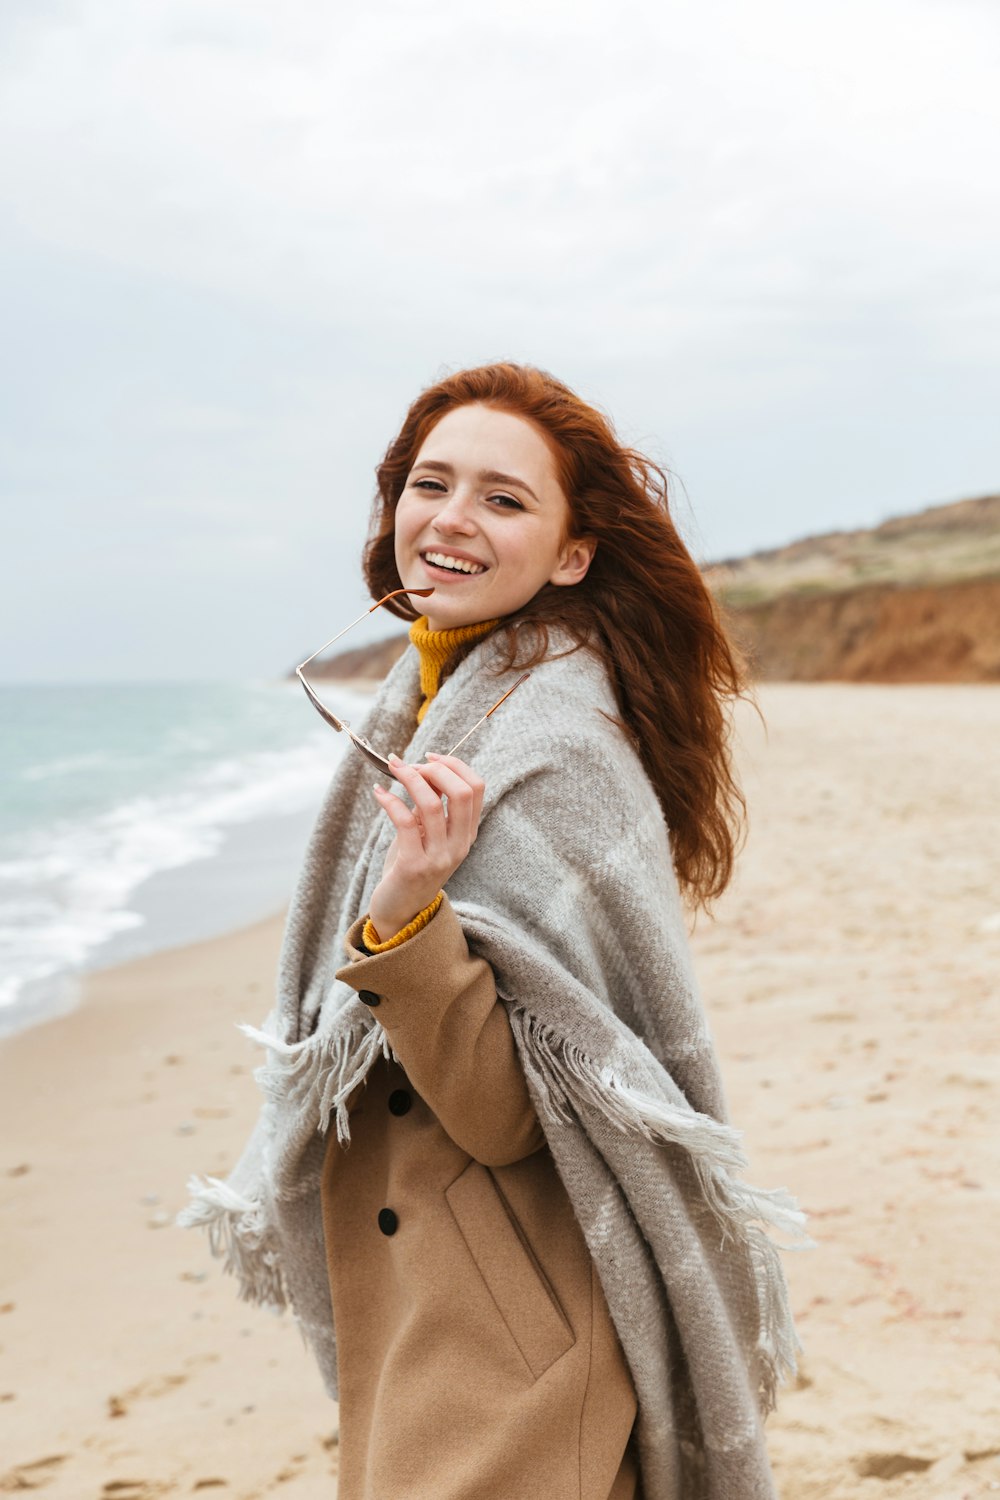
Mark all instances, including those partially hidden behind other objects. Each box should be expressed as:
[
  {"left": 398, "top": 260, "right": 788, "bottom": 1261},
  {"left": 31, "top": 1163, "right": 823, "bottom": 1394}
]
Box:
[{"left": 421, "top": 550, "right": 488, "bottom": 576}]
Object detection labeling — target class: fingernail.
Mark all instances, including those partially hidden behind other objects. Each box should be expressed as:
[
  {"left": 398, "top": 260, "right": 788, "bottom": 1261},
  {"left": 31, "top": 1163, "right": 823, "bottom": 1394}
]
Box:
[
  {"left": 425, "top": 752, "right": 440, "bottom": 760},
  {"left": 388, "top": 752, "right": 402, "bottom": 765}
]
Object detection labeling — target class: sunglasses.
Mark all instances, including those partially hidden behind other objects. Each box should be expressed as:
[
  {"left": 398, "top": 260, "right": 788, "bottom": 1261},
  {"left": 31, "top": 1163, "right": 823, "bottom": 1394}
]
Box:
[{"left": 296, "top": 587, "right": 530, "bottom": 776}]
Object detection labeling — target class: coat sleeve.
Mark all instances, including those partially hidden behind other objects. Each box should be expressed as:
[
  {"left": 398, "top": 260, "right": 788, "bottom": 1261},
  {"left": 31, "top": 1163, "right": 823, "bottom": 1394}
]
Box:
[{"left": 334, "top": 894, "right": 546, "bottom": 1168}]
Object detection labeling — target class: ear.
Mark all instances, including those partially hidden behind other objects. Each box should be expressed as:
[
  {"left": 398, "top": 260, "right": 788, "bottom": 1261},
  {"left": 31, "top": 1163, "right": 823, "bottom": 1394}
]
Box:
[{"left": 549, "top": 535, "right": 597, "bottom": 589}]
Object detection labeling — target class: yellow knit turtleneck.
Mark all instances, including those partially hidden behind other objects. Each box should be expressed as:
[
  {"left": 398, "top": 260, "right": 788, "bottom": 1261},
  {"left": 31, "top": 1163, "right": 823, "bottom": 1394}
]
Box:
[{"left": 409, "top": 614, "right": 501, "bottom": 723}]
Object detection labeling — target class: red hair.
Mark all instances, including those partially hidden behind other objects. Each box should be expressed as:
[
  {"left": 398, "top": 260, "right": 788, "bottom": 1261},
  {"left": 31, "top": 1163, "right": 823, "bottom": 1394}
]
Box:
[{"left": 363, "top": 361, "right": 755, "bottom": 914}]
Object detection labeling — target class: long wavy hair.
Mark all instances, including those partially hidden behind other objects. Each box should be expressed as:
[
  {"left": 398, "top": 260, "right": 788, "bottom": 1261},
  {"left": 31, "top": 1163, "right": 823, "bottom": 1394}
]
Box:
[{"left": 363, "top": 361, "right": 756, "bottom": 915}]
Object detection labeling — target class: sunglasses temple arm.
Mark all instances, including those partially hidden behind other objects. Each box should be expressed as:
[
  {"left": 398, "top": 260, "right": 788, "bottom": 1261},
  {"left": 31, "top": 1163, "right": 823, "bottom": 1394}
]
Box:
[
  {"left": 297, "top": 587, "right": 435, "bottom": 673},
  {"left": 297, "top": 604, "right": 387, "bottom": 673},
  {"left": 445, "top": 672, "right": 531, "bottom": 758}
]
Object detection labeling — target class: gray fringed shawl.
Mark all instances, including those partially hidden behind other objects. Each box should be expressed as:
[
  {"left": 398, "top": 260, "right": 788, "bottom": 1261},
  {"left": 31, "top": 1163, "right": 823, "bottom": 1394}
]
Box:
[{"left": 177, "top": 626, "right": 810, "bottom": 1500}]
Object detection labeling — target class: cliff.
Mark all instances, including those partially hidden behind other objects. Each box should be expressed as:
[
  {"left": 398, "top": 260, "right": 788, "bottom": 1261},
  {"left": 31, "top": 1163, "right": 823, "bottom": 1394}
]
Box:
[
  {"left": 722, "top": 572, "right": 1000, "bottom": 682},
  {"left": 710, "top": 492, "right": 1000, "bottom": 682}
]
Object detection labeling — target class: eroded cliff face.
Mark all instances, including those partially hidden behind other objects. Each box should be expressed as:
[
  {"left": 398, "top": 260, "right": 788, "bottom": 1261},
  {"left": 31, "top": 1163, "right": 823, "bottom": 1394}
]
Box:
[{"left": 723, "top": 574, "right": 1000, "bottom": 683}]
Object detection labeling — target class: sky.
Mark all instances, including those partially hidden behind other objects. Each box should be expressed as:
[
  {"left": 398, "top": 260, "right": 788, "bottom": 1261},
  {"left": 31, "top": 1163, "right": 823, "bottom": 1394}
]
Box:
[{"left": 1, "top": 0, "right": 997, "bottom": 682}]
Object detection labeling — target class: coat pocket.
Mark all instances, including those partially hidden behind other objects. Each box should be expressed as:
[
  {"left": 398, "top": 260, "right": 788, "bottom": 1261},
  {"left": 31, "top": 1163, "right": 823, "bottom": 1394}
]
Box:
[{"left": 445, "top": 1160, "right": 576, "bottom": 1381}]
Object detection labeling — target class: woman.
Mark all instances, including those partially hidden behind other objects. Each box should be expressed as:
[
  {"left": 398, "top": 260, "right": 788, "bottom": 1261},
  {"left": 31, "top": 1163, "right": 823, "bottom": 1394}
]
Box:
[{"left": 179, "top": 362, "right": 808, "bottom": 1500}]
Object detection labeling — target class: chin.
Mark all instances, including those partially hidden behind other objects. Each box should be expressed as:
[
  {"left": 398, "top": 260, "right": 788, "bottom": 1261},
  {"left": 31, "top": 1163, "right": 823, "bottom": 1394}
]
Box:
[{"left": 429, "top": 606, "right": 496, "bottom": 631}]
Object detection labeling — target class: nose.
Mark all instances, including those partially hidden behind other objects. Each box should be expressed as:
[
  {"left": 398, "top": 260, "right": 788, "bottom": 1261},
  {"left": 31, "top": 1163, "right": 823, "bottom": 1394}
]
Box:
[{"left": 431, "top": 486, "right": 477, "bottom": 536}]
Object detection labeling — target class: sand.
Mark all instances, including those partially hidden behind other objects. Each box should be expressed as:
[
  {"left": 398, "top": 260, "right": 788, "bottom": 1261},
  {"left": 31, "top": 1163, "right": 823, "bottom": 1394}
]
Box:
[{"left": 2, "top": 682, "right": 998, "bottom": 1499}]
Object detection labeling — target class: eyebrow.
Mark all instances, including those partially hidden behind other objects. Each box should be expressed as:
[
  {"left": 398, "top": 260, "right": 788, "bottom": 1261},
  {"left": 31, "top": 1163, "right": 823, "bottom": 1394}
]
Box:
[{"left": 410, "top": 459, "right": 539, "bottom": 505}]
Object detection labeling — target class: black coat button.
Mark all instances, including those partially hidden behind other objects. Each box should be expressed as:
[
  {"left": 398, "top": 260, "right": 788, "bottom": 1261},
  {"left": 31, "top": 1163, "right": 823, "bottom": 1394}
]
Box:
[
  {"left": 388, "top": 1089, "right": 412, "bottom": 1117},
  {"left": 358, "top": 990, "right": 381, "bottom": 1007},
  {"left": 378, "top": 1208, "right": 398, "bottom": 1236}
]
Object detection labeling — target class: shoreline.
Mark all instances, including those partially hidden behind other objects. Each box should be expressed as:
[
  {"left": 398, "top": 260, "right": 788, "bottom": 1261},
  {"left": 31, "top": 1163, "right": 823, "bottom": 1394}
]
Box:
[
  {"left": 2, "top": 682, "right": 998, "bottom": 1498},
  {"left": 0, "top": 676, "right": 379, "bottom": 1046},
  {"left": 0, "top": 789, "right": 323, "bottom": 1045}
]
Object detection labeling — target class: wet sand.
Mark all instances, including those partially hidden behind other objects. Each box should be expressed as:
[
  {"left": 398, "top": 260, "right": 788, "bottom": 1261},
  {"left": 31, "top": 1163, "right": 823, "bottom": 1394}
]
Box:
[{"left": 2, "top": 683, "right": 998, "bottom": 1498}]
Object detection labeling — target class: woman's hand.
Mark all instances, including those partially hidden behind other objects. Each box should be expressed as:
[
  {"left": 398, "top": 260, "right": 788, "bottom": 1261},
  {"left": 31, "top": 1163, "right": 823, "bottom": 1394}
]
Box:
[{"left": 367, "top": 752, "right": 486, "bottom": 942}]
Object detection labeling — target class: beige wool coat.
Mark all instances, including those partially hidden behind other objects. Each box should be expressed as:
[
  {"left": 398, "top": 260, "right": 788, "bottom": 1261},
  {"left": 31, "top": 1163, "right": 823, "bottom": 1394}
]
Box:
[{"left": 320, "top": 892, "right": 642, "bottom": 1500}]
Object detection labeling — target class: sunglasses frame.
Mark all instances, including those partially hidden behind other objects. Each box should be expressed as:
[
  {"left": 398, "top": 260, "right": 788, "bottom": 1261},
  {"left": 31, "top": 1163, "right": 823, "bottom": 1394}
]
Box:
[{"left": 296, "top": 587, "right": 530, "bottom": 776}]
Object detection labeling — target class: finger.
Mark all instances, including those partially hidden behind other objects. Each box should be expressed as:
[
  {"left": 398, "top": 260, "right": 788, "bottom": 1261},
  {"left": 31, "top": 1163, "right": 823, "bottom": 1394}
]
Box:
[
  {"left": 413, "top": 762, "right": 476, "bottom": 848},
  {"left": 413, "top": 759, "right": 479, "bottom": 848},
  {"left": 387, "top": 755, "right": 448, "bottom": 855},
  {"left": 424, "top": 753, "right": 486, "bottom": 826},
  {"left": 372, "top": 783, "right": 427, "bottom": 859}
]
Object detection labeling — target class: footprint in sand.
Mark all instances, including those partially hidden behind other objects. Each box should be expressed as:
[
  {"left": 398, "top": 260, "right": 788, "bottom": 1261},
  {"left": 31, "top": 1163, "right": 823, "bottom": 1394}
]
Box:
[
  {"left": 100, "top": 1483, "right": 171, "bottom": 1498},
  {"left": 107, "top": 1373, "right": 186, "bottom": 1417},
  {"left": 108, "top": 1354, "right": 220, "bottom": 1417},
  {"left": 854, "top": 1452, "right": 936, "bottom": 1479},
  {"left": 0, "top": 1454, "right": 69, "bottom": 1491}
]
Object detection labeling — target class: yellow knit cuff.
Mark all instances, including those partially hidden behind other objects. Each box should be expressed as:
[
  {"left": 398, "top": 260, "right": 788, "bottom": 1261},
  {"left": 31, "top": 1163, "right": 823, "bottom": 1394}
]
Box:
[{"left": 362, "top": 891, "right": 445, "bottom": 953}]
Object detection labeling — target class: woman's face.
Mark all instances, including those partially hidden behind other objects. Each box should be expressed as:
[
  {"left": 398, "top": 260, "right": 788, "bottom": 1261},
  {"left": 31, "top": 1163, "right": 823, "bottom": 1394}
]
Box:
[{"left": 393, "top": 403, "right": 595, "bottom": 632}]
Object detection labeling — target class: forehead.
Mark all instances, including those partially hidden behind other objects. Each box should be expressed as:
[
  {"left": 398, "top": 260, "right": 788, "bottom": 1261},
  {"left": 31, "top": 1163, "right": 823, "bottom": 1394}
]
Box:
[{"left": 414, "top": 404, "right": 562, "bottom": 488}]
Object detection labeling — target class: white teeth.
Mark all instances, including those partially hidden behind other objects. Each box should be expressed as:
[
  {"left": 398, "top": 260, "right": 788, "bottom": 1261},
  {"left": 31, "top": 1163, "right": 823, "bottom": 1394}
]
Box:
[{"left": 423, "top": 551, "right": 486, "bottom": 575}]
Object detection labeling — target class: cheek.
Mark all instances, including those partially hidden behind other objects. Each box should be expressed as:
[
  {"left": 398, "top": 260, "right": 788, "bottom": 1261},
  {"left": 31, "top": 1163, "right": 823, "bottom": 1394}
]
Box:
[
  {"left": 393, "top": 499, "right": 417, "bottom": 551},
  {"left": 502, "top": 525, "right": 558, "bottom": 578},
  {"left": 390, "top": 516, "right": 409, "bottom": 576}
]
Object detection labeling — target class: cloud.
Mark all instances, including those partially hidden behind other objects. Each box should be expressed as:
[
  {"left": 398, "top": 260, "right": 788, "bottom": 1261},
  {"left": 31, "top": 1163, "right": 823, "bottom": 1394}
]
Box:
[{"left": 2, "top": 0, "right": 997, "bottom": 333}]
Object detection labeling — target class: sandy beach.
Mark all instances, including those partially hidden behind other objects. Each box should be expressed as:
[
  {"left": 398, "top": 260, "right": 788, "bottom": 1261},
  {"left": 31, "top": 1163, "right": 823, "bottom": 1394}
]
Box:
[{"left": 2, "top": 682, "right": 998, "bottom": 1499}]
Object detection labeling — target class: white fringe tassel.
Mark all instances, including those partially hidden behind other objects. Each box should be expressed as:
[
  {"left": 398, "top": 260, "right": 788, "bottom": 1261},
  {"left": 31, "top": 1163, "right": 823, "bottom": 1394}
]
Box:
[
  {"left": 175, "top": 1174, "right": 287, "bottom": 1311},
  {"left": 237, "top": 1008, "right": 389, "bottom": 1146},
  {"left": 176, "top": 1004, "right": 388, "bottom": 1307},
  {"left": 508, "top": 1006, "right": 813, "bottom": 1411}
]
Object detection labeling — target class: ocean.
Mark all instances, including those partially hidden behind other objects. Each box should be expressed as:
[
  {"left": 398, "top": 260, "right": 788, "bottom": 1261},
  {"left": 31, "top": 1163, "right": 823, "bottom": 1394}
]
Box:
[{"left": 0, "top": 678, "right": 375, "bottom": 1040}]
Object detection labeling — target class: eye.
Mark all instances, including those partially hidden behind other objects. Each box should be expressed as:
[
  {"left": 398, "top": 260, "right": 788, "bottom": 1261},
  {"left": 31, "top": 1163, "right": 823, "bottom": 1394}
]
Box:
[
  {"left": 488, "top": 493, "right": 524, "bottom": 510},
  {"left": 413, "top": 478, "right": 446, "bottom": 492}
]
